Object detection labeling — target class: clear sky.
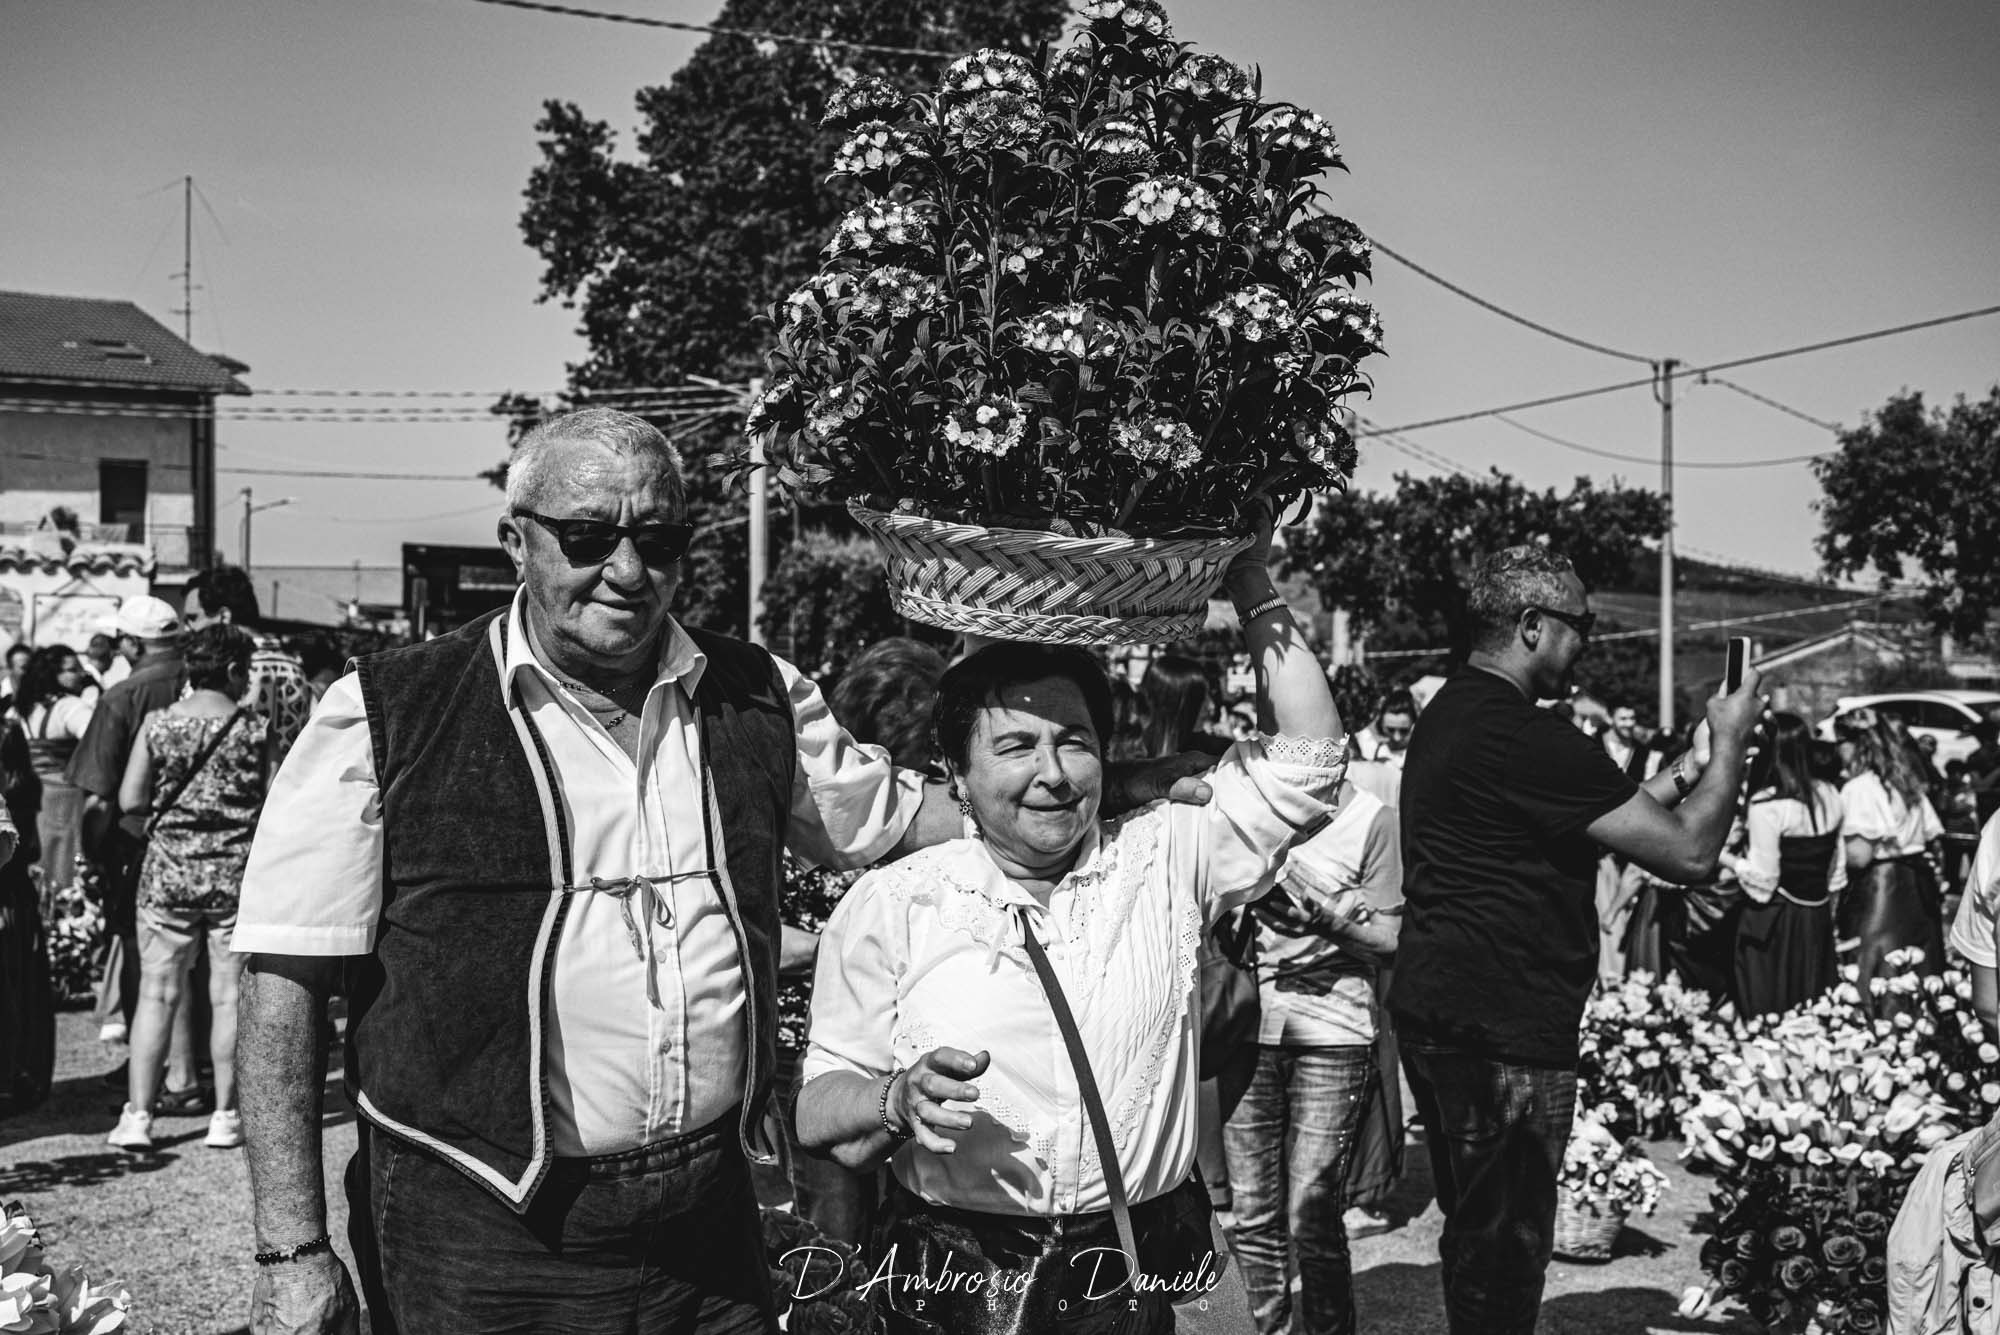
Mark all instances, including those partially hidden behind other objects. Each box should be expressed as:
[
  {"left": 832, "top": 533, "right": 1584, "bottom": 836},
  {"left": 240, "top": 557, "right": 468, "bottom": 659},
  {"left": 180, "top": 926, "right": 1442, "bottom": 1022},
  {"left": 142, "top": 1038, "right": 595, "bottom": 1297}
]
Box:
[{"left": 6, "top": 0, "right": 1997, "bottom": 586}]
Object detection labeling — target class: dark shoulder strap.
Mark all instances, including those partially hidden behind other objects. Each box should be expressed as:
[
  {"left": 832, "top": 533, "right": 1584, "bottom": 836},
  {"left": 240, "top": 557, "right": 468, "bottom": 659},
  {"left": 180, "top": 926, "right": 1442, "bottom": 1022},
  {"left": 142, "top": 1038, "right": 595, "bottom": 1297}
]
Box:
[
  {"left": 1015, "top": 906, "right": 1141, "bottom": 1282},
  {"left": 145, "top": 708, "right": 243, "bottom": 836}
]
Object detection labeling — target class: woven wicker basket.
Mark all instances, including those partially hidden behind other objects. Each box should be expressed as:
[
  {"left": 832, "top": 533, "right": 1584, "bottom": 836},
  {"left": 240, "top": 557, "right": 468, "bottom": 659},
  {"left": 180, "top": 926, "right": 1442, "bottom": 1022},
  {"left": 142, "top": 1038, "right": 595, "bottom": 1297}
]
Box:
[
  {"left": 1552, "top": 1188, "right": 1627, "bottom": 1262},
  {"left": 849, "top": 501, "right": 1252, "bottom": 646}
]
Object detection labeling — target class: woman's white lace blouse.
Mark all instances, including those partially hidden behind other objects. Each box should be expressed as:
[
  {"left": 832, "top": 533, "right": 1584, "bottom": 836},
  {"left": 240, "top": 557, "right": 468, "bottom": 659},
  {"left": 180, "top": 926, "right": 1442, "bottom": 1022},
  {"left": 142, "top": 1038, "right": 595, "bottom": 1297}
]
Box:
[{"left": 801, "top": 734, "right": 1344, "bottom": 1217}]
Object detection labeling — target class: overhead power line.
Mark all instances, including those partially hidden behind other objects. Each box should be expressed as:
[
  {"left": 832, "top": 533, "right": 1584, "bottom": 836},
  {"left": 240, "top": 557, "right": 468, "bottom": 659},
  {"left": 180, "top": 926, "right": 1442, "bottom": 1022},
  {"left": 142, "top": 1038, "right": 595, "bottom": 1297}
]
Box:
[
  {"left": 1368, "top": 237, "right": 1654, "bottom": 365},
  {"left": 1494, "top": 414, "right": 1826, "bottom": 470},
  {"left": 1697, "top": 375, "right": 1841, "bottom": 433},
  {"left": 1361, "top": 301, "right": 2000, "bottom": 439},
  {"left": 468, "top": 0, "right": 952, "bottom": 58}
]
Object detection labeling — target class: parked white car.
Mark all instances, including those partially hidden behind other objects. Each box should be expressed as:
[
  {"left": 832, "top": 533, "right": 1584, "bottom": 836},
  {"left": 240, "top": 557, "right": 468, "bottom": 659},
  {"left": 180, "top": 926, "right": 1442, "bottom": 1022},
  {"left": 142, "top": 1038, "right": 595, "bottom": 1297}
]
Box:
[{"left": 1817, "top": 690, "right": 2000, "bottom": 767}]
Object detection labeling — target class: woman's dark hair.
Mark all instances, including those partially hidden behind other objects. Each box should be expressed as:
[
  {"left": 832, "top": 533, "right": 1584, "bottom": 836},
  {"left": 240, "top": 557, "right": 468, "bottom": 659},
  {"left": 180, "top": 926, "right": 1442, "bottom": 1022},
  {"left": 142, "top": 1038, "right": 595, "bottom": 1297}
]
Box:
[
  {"left": 1105, "top": 676, "right": 1152, "bottom": 762},
  {"left": 184, "top": 623, "right": 255, "bottom": 694},
  {"left": 933, "top": 643, "right": 1114, "bottom": 772},
  {"left": 1138, "top": 654, "right": 1211, "bottom": 759},
  {"left": 1748, "top": 712, "right": 1825, "bottom": 829},
  {"left": 830, "top": 637, "right": 949, "bottom": 771},
  {"left": 16, "top": 645, "right": 79, "bottom": 711}
]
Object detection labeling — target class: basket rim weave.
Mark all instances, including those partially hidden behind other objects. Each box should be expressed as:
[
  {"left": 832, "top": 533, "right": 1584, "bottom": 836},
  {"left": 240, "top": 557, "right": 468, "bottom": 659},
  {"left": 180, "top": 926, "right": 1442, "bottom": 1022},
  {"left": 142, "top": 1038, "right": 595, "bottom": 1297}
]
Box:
[
  {"left": 849, "top": 500, "right": 1252, "bottom": 647},
  {"left": 1552, "top": 1186, "right": 1629, "bottom": 1261}
]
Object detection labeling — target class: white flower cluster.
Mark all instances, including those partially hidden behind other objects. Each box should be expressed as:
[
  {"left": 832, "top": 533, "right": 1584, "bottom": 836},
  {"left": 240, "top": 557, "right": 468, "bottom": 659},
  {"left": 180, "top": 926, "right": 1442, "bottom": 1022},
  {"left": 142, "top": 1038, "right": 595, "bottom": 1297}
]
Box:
[
  {"left": 806, "top": 383, "right": 870, "bottom": 439},
  {"left": 940, "top": 49, "right": 1043, "bottom": 100},
  {"left": 1119, "top": 175, "right": 1223, "bottom": 236},
  {"left": 821, "top": 76, "right": 907, "bottom": 130},
  {"left": 744, "top": 376, "right": 799, "bottom": 437},
  {"left": 1263, "top": 107, "right": 1341, "bottom": 158},
  {"left": 782, "top": 272, "right": 855, "bottom": 330},
  {"left": 828, "top": 199, "right": 932, "bottom": 257},
  {"left": 1086, "top": 117, "right": 1152, "bottom": 170},
  {"left": 1207, "top": 284, "right": 1298, "bottom": 343},
  {"left": 832, "top": 122, "right": 927, "bottom": 177},
  {"left": 942, "top": 396, "right": 1029, "bottom": 457},
  {"left": 1018, "top": 303, "right": 1122, "bottom": 359},
  {"left": 0, "top": 1206, "right": 133, "bottom": 1333},
  {"left": 1304, "top": 287, "right": 1384, "bottom": 352},
  {"left": 1082, "top": 0, "right": 1171, "bottom": 37},
  {"left": 1167, "top": 52, "right": 1252, "bottom": 101},
  {"left": 851, "top": 266, "right": 945, "bottom": 321},
  {"left": 1292, "top": 416, "right": 1356, "bottom": 482},
  {"left": 1560, "top": 1115, "right": 1669, "bottom": 1216},
  {"left": 1114, "top": 417, "right": 1202, "bottom": 471},
  {"left": 944, "top": 94, "right": 1042, "bottom": 152}
]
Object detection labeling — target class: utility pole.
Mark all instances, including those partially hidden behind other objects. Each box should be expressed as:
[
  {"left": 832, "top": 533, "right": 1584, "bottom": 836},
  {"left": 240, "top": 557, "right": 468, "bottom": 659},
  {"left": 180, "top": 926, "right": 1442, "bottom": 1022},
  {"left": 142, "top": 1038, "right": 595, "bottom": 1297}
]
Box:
[
  {"left": 746, "top": 378, "right": 767, "bottom": 646},
  {"left": 1654, "top": 359, "right": 1678, "bottom": 730},
  {"left": 238, "top": 487, "right": 294, "bottom": 572},
  {"left": 170, "top": 176, "right": 194, "bottom": 340}
]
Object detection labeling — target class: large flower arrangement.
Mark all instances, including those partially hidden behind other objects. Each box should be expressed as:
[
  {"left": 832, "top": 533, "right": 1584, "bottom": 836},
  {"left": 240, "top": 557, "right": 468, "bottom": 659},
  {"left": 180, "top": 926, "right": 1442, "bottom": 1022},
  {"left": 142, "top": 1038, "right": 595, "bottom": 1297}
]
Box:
[
  {"left": 748, "top": 1, "right": 1380, "bottom": 538},
  {"left": 0, "top": 1206, "right": 131, "bottom": 1333},
  {"left": 1576, "top": 969, "right": 1734, "bottom": 1140},
  {"left": 1677, "top": 951, "right": 1998, "bottom": 1333}
]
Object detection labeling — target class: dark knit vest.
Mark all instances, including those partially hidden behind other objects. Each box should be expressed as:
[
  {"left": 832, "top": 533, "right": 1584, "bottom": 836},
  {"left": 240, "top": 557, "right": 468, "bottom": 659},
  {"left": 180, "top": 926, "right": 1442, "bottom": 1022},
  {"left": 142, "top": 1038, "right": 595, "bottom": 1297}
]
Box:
[{"left": 346, "top": 609, "right": 794, "bottom": 1210}]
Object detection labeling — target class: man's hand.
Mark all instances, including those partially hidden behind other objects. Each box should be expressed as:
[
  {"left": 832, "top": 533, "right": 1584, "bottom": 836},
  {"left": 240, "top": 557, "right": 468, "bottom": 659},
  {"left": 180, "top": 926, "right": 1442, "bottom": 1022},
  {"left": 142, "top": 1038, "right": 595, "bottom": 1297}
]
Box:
[
  {"left": 249, "top": 1251, "right": 360, "bottom": 1335},
  {"left": 892, "top": 1047, "right": 990, "bottom": 1156},
  {"left": 1705, "top": 664, "right": 1766, "bottom": 757},
  {"left": 1104, "top": 752, "right": 1215, "bottom": 813}
]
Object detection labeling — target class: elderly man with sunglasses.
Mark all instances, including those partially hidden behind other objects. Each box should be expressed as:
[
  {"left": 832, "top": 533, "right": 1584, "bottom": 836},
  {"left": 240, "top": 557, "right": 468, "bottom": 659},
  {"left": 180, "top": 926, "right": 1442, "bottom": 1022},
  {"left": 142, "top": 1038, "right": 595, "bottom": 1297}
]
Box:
[
  {"left": 231, "top": 409, "right": 1210, "bottom": 1335},
  {"left": 1387, "top": 545, "right": 1766, "bottom": 1335}
]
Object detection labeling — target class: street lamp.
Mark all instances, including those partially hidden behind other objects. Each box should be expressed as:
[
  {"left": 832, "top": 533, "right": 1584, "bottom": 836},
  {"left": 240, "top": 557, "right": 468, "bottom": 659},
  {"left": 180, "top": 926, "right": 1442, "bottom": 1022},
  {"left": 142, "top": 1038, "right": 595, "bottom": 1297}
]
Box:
[{"left": 238, "top": 487, "right": 295, "bottom": 571}]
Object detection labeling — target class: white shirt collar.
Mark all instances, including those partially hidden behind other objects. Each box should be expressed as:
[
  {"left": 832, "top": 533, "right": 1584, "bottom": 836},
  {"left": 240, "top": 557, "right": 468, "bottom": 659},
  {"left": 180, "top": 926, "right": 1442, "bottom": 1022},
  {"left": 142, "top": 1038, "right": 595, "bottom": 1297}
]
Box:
[{"left": 500, "top": 587, "right": 707, "bottom": 700}]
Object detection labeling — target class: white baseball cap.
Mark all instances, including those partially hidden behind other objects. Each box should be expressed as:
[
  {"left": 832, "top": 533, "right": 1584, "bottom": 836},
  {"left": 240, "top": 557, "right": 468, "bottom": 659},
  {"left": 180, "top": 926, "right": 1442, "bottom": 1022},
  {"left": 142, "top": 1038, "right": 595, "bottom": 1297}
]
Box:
[{"left": 115, "top": 595, "right": 182, "bottom": 639}]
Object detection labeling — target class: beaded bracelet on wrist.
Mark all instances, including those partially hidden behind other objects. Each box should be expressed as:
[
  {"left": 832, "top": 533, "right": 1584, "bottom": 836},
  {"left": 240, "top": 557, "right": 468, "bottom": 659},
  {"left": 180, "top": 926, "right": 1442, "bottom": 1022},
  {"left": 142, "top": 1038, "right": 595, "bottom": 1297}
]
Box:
[
  {"left": 1239, "top": 594, "right": 1289, "bottom": 623},
  {"left": 879, "top": 1071, "right": 914, "bottom": 1142},
  {"left": 254, "top": 1233, "right": 332, "bottom": 1267}
]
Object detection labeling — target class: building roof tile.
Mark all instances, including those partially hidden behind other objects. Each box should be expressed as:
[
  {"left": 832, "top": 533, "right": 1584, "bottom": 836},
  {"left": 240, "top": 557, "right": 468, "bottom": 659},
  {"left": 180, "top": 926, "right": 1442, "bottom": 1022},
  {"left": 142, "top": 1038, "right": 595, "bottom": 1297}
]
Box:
[{"left": 0, "top": 291, "right": 249, "bottom": 394}]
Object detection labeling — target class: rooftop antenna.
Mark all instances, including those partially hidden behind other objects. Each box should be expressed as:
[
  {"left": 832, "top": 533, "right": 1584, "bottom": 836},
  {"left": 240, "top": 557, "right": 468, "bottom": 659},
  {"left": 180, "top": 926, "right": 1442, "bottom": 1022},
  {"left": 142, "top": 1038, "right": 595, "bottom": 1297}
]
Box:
[{"left": 168, "top": 175, "right": 193, "bottom": 340}]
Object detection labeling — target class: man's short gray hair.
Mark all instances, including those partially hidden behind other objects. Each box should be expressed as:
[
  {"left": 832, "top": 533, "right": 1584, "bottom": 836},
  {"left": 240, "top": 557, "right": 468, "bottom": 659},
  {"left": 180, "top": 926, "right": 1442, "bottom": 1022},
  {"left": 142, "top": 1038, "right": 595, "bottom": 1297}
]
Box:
[
  {"left": 504, "top": 408, "right": 687, "bottom": 514},
  {"left": 1465, "top": 545, "right": 1579, "bottom": 650}
]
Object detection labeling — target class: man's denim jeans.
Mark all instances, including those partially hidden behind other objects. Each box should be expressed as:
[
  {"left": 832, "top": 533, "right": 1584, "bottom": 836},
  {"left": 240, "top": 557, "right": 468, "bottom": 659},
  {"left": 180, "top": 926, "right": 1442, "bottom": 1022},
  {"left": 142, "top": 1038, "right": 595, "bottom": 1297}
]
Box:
[
  {"left": 1221, "top": 1043, "right": 1376, "bottom": 1335},
  {"left": 348, "top": 1115, "right": 776, "bottom": 1334},
  {"left": 1402, "top": 1040, "right": 1577, "bottom": 1335}
]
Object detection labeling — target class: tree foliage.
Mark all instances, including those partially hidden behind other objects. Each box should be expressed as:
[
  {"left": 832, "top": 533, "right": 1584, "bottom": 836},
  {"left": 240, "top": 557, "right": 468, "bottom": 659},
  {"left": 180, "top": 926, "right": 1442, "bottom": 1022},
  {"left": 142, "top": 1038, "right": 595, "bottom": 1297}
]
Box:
[
  {"left": 1814, "top": 387, "right": 2000, "bottom": 642},
  {"left": 1282, "top": 469, "right": 1668, "bottom": 664},
  {"left": 504, "top": 0, "right": 1070, "bottom": 633},
  {"left": 756, "top": 529, "right": 949, "bottom": 679}
]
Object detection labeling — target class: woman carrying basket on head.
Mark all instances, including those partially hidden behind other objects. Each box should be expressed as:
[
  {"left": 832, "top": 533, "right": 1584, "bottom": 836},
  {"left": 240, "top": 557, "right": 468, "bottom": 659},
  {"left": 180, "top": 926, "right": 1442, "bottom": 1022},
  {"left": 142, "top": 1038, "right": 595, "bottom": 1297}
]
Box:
[{"left": 796, "top": 525, "right": 1345, "bottom": 1334}]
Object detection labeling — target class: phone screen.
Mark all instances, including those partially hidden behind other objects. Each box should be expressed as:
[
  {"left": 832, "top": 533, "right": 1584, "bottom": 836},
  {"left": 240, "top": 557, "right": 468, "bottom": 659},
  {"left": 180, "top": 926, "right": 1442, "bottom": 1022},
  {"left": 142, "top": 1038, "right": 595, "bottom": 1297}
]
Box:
[{"left": 1724, "top": 637, "right": 1750, "bottom": 693}]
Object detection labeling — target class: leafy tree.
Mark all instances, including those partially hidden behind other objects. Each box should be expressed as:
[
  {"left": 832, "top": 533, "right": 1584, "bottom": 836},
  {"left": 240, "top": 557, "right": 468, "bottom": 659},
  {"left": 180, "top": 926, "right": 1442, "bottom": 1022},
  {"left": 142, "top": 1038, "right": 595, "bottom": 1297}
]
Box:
[
  {"left": 1282, "top": 469, "right": 1668, "bottom": 664},
  {"left": 500, "top": 0, "right": 1070, "bottom": 634},
  {"left": 1814, "top": 387, "right": 2000, "bottom": 642},
  {"left": 756, "top": 529, "right": 950, "bottom": 679}
]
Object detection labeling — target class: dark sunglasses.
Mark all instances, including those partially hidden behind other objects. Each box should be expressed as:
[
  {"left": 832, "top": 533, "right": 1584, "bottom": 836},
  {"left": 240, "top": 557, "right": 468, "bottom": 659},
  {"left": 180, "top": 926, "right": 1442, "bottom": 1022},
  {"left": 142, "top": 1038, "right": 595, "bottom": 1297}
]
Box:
[
  {"left": 512, "top": 510, "right": 695, "bottom": 567},
  {"left": 1522, "top": 604, "right": 1597, "bottom": 639}
]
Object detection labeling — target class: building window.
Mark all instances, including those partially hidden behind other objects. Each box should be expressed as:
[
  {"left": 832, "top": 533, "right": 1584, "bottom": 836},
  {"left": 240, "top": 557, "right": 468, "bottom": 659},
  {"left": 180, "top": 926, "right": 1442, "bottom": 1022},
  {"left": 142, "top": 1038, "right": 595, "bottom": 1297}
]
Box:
[
  {"left": 99, "top": 460, "right": 148, "bottom": 542},
  {"left": 87, "top": 338, "right": 152, "bottom": 363}
]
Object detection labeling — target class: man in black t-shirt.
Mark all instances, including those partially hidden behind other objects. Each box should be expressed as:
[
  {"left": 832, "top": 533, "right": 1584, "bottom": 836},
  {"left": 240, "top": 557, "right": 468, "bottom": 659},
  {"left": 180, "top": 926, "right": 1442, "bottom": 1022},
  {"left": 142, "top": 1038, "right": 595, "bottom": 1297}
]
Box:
[{"left": 1389, "top": 546, "right": 1763, "bottom": 1334}]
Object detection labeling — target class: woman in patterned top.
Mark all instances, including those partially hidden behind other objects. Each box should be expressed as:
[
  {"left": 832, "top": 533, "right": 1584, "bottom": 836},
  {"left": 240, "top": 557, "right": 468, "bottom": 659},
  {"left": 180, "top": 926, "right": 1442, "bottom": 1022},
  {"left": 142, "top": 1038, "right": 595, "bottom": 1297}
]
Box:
[
  {"left": 107, "top": 623, "right": 271, "bottom": 1153},
  {"left": 797, "top": 530, "right": 1344, "bottom": 1335}
]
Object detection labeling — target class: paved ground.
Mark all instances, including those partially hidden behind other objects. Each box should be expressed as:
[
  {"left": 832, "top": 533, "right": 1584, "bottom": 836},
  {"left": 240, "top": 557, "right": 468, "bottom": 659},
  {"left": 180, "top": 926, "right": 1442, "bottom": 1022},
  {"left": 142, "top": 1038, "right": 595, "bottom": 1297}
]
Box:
[{"left": 2, "top": 1009, "right": 1759, "bottom": 1334}]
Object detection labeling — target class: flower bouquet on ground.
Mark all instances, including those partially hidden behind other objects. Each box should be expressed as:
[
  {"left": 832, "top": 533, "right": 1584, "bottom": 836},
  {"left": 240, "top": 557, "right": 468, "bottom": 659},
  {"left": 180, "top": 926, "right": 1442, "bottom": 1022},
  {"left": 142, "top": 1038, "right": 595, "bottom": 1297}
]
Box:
[
  {"left": 1553, "top": 1113, "right": 1669, "bottom": 1262},
  {"left": 0, "top": 1204, "right": 132, "bottom": 1333},
  {"left": 1689, "top": 1170, "right": 1895, "bottom": 1335},
  {"left": 746, "top": 0, "right": 1381, "bottom": 643},
  {"left": 44, "top": 883, "right": 104, "bottom": 1004},
  {"left": 762, "top": 1207, "right": 881, "bottom": 1335},
  {"left": 1576, "top": 969, "right": 1733, "bottom": 1141},
  {"left": 1679, "top": 952, "right": 1998, "bottom": 1332}
]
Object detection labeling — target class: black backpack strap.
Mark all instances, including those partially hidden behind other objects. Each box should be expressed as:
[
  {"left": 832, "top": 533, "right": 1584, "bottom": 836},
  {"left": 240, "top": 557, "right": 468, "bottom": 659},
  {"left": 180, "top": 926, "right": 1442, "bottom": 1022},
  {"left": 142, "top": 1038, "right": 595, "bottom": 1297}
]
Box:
[{"left": 144, "top": 708, "right": 243, "bottom": 837}]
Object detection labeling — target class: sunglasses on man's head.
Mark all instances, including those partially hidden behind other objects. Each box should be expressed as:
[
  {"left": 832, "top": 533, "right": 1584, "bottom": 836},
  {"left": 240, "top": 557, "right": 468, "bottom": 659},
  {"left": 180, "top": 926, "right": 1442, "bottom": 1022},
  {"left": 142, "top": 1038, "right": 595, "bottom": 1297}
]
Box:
[
  {"left": 512, "top": 510, "right": 695, "bottom": 567},
  {"left": 1522, "top": 604, "right": 1597, "bottom": 639}
]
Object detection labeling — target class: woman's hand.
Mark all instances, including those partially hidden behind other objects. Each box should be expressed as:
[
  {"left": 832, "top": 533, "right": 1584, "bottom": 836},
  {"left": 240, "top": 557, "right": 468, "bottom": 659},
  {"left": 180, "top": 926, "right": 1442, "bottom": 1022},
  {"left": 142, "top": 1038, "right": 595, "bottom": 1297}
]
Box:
[{"left": 892, "top": 1046, "right": 990, "bottom": 1155}]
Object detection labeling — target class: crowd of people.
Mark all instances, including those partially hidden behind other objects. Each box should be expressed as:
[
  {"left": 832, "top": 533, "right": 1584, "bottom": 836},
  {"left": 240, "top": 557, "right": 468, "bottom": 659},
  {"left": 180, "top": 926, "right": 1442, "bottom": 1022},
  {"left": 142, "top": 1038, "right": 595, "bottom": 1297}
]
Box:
[
  {"left": 0, "top": 567, "right": 318, "bottom": 1138},
  {"left": 6, "top": 407, "right": 2000, "bottom": 1335}
]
